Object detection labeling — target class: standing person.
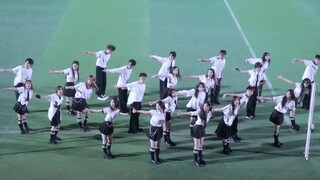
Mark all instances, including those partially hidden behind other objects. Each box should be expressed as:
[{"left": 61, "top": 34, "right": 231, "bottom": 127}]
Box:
[
  {"left": 152, "top": 66, "right": 181, "bottom": 98},
  {"left": 116, "top": 73, "right": 147, "bottom": 134},
  {"left": 0, "top": 58, "right": 34, "bottom": 100},
  {"left": 90, "top": 97, "right": 120, "bottom": 159},
  {"left": 149, "top": 51, "right": 176, "bottom": 99},
  {"left": 2, "top": 80, "right": 34, "bottom": 134},
  {"left": 222, "top": 86, "right": 254, "bottom": 142},
  {"left": 244, "top": 52, "right": 271, "bottom": 96},
  {"left": 234, "top": 62, "right": 266, "bottom": 120},
  {"left": 177, "top": 82, "right": 206, "bottom": 136},
  {"left": 149, "top": 89, "right": 178, "bottom": 147},
  {"left": 185, "top": 68, "right": 218, "bottom": 105},
  {"left": 177, "top": 102, "right": 212, "bottom": 167},
  {"left": 85, "top": 44, "right": 116, "bottom": 101},
  {"left": 259, "top": 89, "right": 297, "bottom": 147},
  {"left": 132, "top": 101, "right": 166, "bottom": 164},
  {"left": 214, "top": 96, "right": 241, "bottom": 154},
  {"left": 292, "top": 54, "right": 320, "bottom": 83},
  {"left": 105, "top": 59, "right": 136, "bottom": 115},
  {"left": 67, "top": 75, "right": 98, "bottom": 131},
  {"left": 48, "top": 61, "right": 80, "bottom": 115},
  {"left": 38, "top": 86, "right": 64, "bottom": 144},
  {"left": 198, "top": 49, "right": 227, "bottom": 104}
]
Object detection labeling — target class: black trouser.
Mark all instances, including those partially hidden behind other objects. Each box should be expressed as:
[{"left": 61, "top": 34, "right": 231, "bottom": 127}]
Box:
[
  {"left": 246, "top": 86, "right": 258, "bottom": 117},
  {"left": 14, "top": 83, "right": 24, "bottom": 100},
  {"left": 129, "top": 102, "right": 141, "bottom": 132},
  {"left": 118, "top": 88, "right": 128, "bottom": 113},
  {"left": 231, "top": 115, "right": 239, "bottom": 135},
  {"left": 159, "top": 79, "right": 168, "bottom": 99},
  {"left": 95, "top": 66, "right": 107, "bottom": 97},
  {"left": 212, "top": 78, "right": 221, "bottom": 103}
]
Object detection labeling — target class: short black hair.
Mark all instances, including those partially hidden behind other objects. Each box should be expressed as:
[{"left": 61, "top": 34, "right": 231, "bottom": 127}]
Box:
[
  {"left": 246, "top": 86, "right": 255, "bottom": 91},
  {"left": 169, "top": 51, "right": 176, "bottom": 58},
  {"left": 56, "top": 85, "right": 64, "bottom": 93},
  {"left": 139, "top": 72, "right": 147, "bottom": 77},
  {"left": 107, "top": 44, "right": 116, "bottom": 51},
  {"left": 220, "top": 50, "right": 227, "bottom": 55},
  {"left": 129, "top": 59, "right": 136, "bottom": 66},
  {"left": 315, "top": 54, "right": 320, "bottom": 59},
  {"left": 254, "top": 62, "right": 263, "bottom": 68},
  {"left": 25, "top": 58, "right": 34, "bottom": 65}
]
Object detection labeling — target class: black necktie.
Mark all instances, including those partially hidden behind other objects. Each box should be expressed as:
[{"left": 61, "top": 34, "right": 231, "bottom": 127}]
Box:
[
  {"left": 26, "top": 91, "right": 30, "bottom": 101},
  {"left": 255, "top": 73, "right": 259, "bottom": 87}
]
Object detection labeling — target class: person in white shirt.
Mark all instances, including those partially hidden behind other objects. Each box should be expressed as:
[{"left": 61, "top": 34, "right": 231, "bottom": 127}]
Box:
[
  {"left": 234, "top": 62, "right": 266, "bottom": 120},
  {"left": 67, "top": 75, "right": 98, "bottom": 132},
  {"left": 244, "top": 52, "right": 271, "bottom": 97},
  {"left": 2, "top": 80, "right": 34, "bottom": 134},
  {"left": 116, "top": 72, "right": 147, "bottom": 134},
  {"left": 214, "top": 96, "right": 240, "bottom": 155},
  {"left": 260, "top": 89, "right": 296, "bottom": 148},
  {"left": 149, "top": 51, "right": 176, "bottom": 99},
  {"left": 105, "top": 59, "right": 136, "bottom": 115},
  {"left": 38, "top": 86, "right": 64, "bottom": 144},
  {"left": 85, "top": 44, "right": 116, "bottom": 101},
  {"left": 185, "top": 68, "right": 218, "bottom": 104},
  {"left": 48, "top": 61, "right": 80, "bottom": 115},
  {"left": 149, "top": 89, "right": 178, "bottom": 147},
  {"left": 90, "top": 97, "right": 120, "bottom": 159},
  {"left": 292, "top": 54, "right": 320, "bottom": 83},
  {"left": 177, "top": 102, "right": 212, "bottom": 167},
  {"left": 132, "top": 101, "right": 166, "bottom": 164},
  {"left": 222, "top": 86, "right": 254, "bottom": 142},
  {"left": 177, "top": 82, "right": 206, "bottom": 136},
  {"left": 0, "top": 58, "right": 34, "bottom": 100},
  {"left": 198, "top": 50, "right": 227, "bottom": 104},
  {"left": 152, "top": 66, "right": 181, "bottom": 98}
]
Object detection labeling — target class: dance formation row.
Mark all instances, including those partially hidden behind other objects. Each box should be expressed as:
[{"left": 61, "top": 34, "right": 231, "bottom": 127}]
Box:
[{"left": 0, "top": 45, "right": 319, "bottom": 167}]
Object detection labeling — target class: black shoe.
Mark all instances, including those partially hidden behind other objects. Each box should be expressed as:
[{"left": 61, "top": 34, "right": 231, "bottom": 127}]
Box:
[
  {"left": 55, "top": 136, "right": 62, "bottom": 141},
  {"left": 227, "top": 147, "right": 233, "bottom": 153},
  {"left": 214, "top": 101, "right": 220, "bottom": 105},
  {"left": 128, "top": 130, "right": 137, "bottom": 134},
  {"left": 291, "top": 124, "right": 300, "bottom": 131},
  {"left": 194, "top": 161, "right": 204, "bottom": 167},
  {"left": 49, "top": 139, "right": 58, "bottom": 144},
  {"left": 79, "top": 127, "right": 85, "bottom": 132},
  {"left": 223, "top": 149, "right": 230, "bottom": 155},
  {"left": 199, "top": 159, "right": 206, "bottom": 165},
  {"left": 165, "top": 140, "right": 176, "bottom": 147},
  {"left": 232, "top": 135, "right": 242, "bottom": 142},
  {"left": 21, "top": 130, "right": 27, "bottom": 134},
  {"left": 138, "top": 128, "right": 143, "bottom": 132},
  {"left": 104, "top": 154, "right": 113, "bottom": 159},
  {"left": 150, "top": 159, "right": 160, "bottom": 164},
  {"left": 273, "top": 142, "right": 282, "bottom": 148}
]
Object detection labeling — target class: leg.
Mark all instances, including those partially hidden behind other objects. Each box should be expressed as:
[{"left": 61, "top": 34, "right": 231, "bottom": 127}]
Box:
[
  {"left": 273, "top": 125, "right": 282, "bottom": 147},
  {"left": 101, "top": 70, "right": 107, "bottom": 96},
  {"left": 193, "top": 138, "right": 204, "bottom": 167},
  {"left": 101, "top": 134, "right": 109, "bottom": 158},
  {"left": 95, "top": 66, "right": 103, "bottom": 97},
  {"left": 213, "top": 78, "right": 222, "bottom": 104},
  {"left": 83, "top": 109, "right": 90, "bottom": 131},
  {"left": 17, "top": 114, "right": 25, "bottom": 134},
  {"left": 231, "top": 116, "right": 241, "bottom": 142},
  {"left": 159, "top": 79, "right": 167, "bottom": 99},
  {"left": 49, "top": 126, "right": 58, "bottom": 144},
  {"left": 77, "top": 112, "right": 84, "bottom": 131},
  {"left": 105, "top": 135, "right": 113, "bottom": 159},
  {"left": 118, "top": 88, "right": 129, "bottom": 113},
  {"left": 149, "top": 140, "right": 159, "bottom": 164},
  {"left": 246, "top": 87, "right": 258, "bottom": 118}
]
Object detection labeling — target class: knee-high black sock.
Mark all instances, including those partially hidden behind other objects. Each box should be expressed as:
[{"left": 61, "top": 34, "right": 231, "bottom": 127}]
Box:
[
  {"left": 193, "top": 149, "right": 199, "bottom": 162},
  {"left": 150, "top": 148, "right": 155, "bottom": 161},
  {"left": 18, "top": 120, "right": 23, "bottom": 132}
]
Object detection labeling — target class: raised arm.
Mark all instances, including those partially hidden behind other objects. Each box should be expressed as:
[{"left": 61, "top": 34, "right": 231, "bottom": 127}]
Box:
[{"left": 277, "top": 75, "right": 295, "bottom": 85}]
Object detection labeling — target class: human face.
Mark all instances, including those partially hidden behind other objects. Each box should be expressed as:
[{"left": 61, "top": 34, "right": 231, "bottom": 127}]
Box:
[
  {"left": 265, "top": 54, "right": 270, "bottom": 61},
  {"left": 25, "top": 81, "right": 32, "bottom": 89},
  {"left": 106, "top": 48, "right": 113, "bottom": 54},
  {"left": 139, "top": 76, "right": 146, "bottom": 84},
  {"left": 173, "top": 68, "right": 179, "bottom": 75},
  {"left": 255, "top": 67, "right": 262, "bottom": 73},
  {"left": 207, "top": 70, "right": 213, "bottom": 77},
  {"left": 169, "top": 54, "right": 175, "bottom": 60},
  {"left": 303, "top": 81, "right": 310, "bottom": 87},
  {"left": 155, "top": 103, "right": 163, "bottom": 112},
  {"left": 57, "top": 88, "right": 63, "bottom": 96},
  {"left": 198, "top": 85, "right": 205, "bottom": 92},
  {"left": 234, "top": 98, "right": 240, "bottom": 106},
  {"left": 285, "top": 91, "right": 292, "bottom": 99},
  {"left": 203, "top": 103, "right": 211, "bottom": 112},
  {"left": 171, "top": 91, "right": 177, "bottom": 97},
  {"left": 127, "top": 62, "right": 133, "bottom": 69},
  {"left": 25, "top": 62, "right": 32, "bottom": 69},
  {"left": 246, "top": 89, "right": 254, "bottom": 97},
  {"left": 87, "top": 79, "right": 94, "bottom": 85},
  {"left": 72, "top": 63, "right": 79, "bottom": 71},
  {"left": 110, "top": 99, "right": 116, "bottom": 109}
]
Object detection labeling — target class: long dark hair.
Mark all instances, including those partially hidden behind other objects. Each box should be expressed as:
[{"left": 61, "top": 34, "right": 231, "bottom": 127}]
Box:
[
  {"left": 170, "top": 66, "right": 181, "bottom": 79},
  {"left": 71, "top": 61, "right": 80, "bottom": 81},
  {"left": 231, "top": 96, "right": 239, "bottom": 115},
  {"left": 281, "top": 89, "right": 295, "bottom": 108},
  {"left": 206, "top": 68, "right": 216, "bottom": 80},
  {"left": 110, "top": 97, "right": 120, "bottom": 110},
  {"left": 262, "top": 52, "right": 271, "bottom": 66},
  {"left": 195, "top": 82, "right": 205, "bottom": 98},
  {"left": 300, "top": 78, "right": 312, "bottom": 97},
  {"left": 157, "top": 100, "right": 166, "bottom": 112},
  {"left": 199, "top": 101, "right": 212, "bottom": 122}
]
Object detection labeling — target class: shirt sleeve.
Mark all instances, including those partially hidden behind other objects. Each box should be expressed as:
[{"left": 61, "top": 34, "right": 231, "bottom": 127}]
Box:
[
  {"left": 108, "top": 66, "right": 125, "bottom": 74},
  {"left": 245, "top": 58, "right": 260, "bottom": 65},
  {"left": 12, "top": 66, "right": 20, "bottom": 74},
  {"left": 151, "top": 55, "right": 165, "bottom": 63},
  {"left": 95, "top": 51, "right": 102, "bottom": 58},
  {"left": 63, "top": 68, "right": 70, "bottom": 75},
  {"left": 126, "top": 82, "right": 134, "bottom": 91}
]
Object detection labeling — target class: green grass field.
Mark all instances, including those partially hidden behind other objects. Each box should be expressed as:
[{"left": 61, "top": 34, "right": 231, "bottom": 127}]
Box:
[{"left": 1, "top": 0, "right": 320, "bottom": 179}]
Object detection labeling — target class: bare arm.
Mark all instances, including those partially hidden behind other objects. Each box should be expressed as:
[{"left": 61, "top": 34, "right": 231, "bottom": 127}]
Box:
[
  {"left": 292, "top": 58, "right": 305, "bottom": 63},
  {"left": 48, "top": 70, "right": 64, "bottom": 74},
  {"left": 258, "top": 96, "right": 274, "bottom": 101},
  {"left": 2, "top": 87, "right": 17, "bottom": 92},
  {"left": 185, "top": 75, "right": 200, "bottom": 79},
  {"left": 0, "top": 68, "right": 13, "bottom": 73},
  {"left": 198, "top": 58, "right": 210, "bottom": 62},
  {"left": 222, "top": 93, "right": 243, "bottom": 99},
  {"left": 234, "top": 67, "right": 249, "bottom": 73},
  {"left": 212, "top": 108, "right": 223, "bottom": 112},
  {"left": 277, "top": 75, "right": 295, "bottom": 85},
  {"left": 84, "top": 51, "right": 97, "bottom": 56},
  {"left": 176, "top": 111, "right": 192, "bottom": 116},
  {"left": 132, "top": 108, "right": 150, "bottom": 115},
  {"left": 89, "top": 109, "right": 103, "bottom": 113}
]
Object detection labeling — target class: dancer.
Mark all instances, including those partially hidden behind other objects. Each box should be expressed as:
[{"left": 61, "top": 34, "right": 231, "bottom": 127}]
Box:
[
  {"left": 132, "top": 101, "right": 166, "bottom": 164},
  {"left": 152, "top": 66, "right": 180, "bottom": 98},
  {"left": 48, "top": 61, "right": 79, "bottom": 115},
  {"left": 38, "top": 86, "right": 64, "bottom": 144},
  {"left": 198, "top": 50, "right": 227, "bottom": 104},
  {"left": 260, "top": 89, "right": 297, "bottom": 147},
  {"left": 2, "top": 80, "right": 34, "bottom": 134},
  {"left": 149, "top": 89, "right": 178, "bottom": 147},
  {"left": 116, "top": 72, "right": 147, "bottom": 134},
  {"left": 67, "top": 75, "right": 98, "bottom": 131},
  {"left": 149, "top": 51, "right": 176, "bottom": 99},
  {"left": 85, "top": 44, "right": 116, "bottom": 101},
  {"left": 214, "top": 96, "right": 240, "bottom": 155},
  {"left": 177, "top": 82, "right": 206, "bottom": 136},
  {"left": 234, "top": 62, "right": 266, "bottom": 119},
  {"left": 90, "top": 97, "right": 120, "bottom": 159},
  {"left": 105, "top": 59, "right": 136, "bottom": 115},
  {"left": 185, "top": 68, "right": 218, "bottom": 104},
  {"left": 222, "top": 86, "right": 254, "bottom": 142},
  {"left": 177, "top": 102, "right": 212, "bottom": 167},
  {"left": 292, "top": 54, "right": 320, "bottom": 83},
  {"left": 244, "top": 52, "right": 271, "bottom": 96}
]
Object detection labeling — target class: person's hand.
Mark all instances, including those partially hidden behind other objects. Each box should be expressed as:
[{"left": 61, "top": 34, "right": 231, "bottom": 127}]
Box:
[
  {"left": 132, "top": 108, "right": 137, "bottom": 113},
  {"left": 234, "top": 67, "right": 241, "bottom": 72}
]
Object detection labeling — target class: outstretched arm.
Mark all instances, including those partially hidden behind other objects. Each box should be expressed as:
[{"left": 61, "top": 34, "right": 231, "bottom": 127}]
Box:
[
  {"left": 2, "top": 87, "right": 17, "bottom": 92},
  {"left": 48, "top": 70, "right": 64, "bottom": 74},
  {"left": 89, "top": 109, "right": 103, "bottom": 113},
  {"left": 277, "top": 75, "right": 295, "bottom": 85},
  {"left": 185, "top": 75, "right": 200, "bottom": 79},
  {"left": 198, "top": 58, "right": 210, "bottom": 62},
  {"left": 84, "top": 51, "right": 97, "bottom": 56},
  {"left": 0, "top": 68, "right": 13, "bottom": 73},
  {"left": 292, "top": 58, "right": 305, "bottom": 63},
  {"left": 234, "top": 67, "right": 249, "bottom": 73},
  {"left": 176, "top": 111, "right": 192, "bottom": 116},
  {"left": 222, "top": 93, "right": 243, "bottom": 99},
  {"left": 132, "top": 108, "right": 150, "bottom": 115}
]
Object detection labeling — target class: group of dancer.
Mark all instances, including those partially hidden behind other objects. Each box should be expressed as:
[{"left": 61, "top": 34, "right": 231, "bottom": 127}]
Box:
[{"left": 0, "top": 45, "right": 319, "bottom": 167}]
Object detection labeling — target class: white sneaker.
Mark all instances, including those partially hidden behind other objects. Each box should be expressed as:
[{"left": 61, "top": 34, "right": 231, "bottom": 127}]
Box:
[
  {"left": 120, "top": 112, "right": 129, "bottom": 115},
  {"left": 311, "top": 124, "right": 315, "bottom": 132},
  {"left": 97, "top": 96, "right": 108, "bottom": 101}
]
